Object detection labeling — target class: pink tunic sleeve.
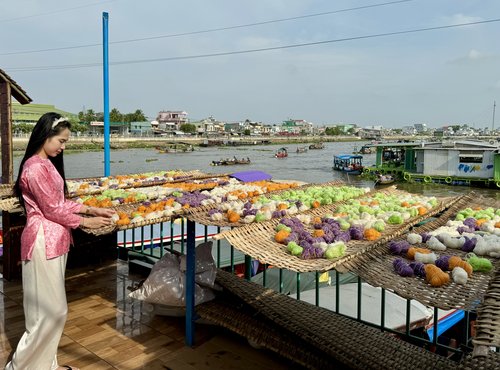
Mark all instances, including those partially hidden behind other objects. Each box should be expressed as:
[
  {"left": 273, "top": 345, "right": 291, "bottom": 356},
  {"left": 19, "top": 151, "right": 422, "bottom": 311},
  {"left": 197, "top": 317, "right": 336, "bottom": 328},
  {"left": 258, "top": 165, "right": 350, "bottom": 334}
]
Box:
[{"left": 20, "top": 156, "right": 83, "bottom": 260}]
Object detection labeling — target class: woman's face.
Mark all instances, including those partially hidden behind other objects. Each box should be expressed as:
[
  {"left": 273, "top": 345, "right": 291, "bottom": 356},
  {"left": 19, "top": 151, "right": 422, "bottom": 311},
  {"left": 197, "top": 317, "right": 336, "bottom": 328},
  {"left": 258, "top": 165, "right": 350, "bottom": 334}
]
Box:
[{"left": 41, "top": 128, "right": 71, "bottom": 158}]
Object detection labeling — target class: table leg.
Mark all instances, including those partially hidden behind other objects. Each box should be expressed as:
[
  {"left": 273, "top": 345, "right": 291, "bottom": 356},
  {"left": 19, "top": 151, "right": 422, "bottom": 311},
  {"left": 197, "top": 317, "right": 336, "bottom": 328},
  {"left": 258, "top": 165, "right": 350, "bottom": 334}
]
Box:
[{"left": 185, "top": 219, "right": 196, "bottom": 346}]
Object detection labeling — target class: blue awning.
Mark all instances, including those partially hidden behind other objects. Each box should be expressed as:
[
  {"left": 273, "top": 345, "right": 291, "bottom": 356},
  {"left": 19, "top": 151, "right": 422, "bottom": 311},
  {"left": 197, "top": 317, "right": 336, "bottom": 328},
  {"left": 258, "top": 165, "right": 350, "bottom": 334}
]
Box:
[{"left": 426, "top": 309, "right": 464, "bottom": 340}]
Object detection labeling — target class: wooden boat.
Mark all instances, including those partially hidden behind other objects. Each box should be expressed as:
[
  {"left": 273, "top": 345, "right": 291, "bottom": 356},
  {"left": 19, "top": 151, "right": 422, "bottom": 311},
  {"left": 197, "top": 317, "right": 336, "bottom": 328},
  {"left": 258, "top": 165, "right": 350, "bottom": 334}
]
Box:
[
  {"left": 353, "top": 145, "right": 372, "bottom": 154},
  {"left": 332, "top": 155, "right": 363, "bottom": 175},
  {"left": 210, "top": 157, "right": 251, "bottom": 166},
  {"left": 309, "top": 142, "right": 325, "bottom": 150},
  {"left": 156, "top": 142, "right": 194, "bottom": 153},
  {"left": 275, "top": 147, "right": 288, "bottom": 158},
  {"left": 375, "top": 174, "right": 396, "bottom": 186}
]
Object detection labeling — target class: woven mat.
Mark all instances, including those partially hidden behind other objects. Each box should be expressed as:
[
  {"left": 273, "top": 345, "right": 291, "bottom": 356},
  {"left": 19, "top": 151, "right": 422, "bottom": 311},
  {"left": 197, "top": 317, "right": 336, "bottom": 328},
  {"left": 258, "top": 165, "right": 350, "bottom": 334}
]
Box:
[
  {"left": 473, "top": 267, "right": 500, "bottom": 348},
  {"left": 210, "top": 191, "right": 460, "bottom": 273},
  {"left": 209, "top": 269, "right": 457, "bottom": 370},
  {"left": 343, "top": 194, "right": 500, "bottom": 310},
  {"left": 458, "top": 351, "right": 500, "bottom": 369},
  {"left": 197, "top": 297, "right": 335, "bottom": 369}
]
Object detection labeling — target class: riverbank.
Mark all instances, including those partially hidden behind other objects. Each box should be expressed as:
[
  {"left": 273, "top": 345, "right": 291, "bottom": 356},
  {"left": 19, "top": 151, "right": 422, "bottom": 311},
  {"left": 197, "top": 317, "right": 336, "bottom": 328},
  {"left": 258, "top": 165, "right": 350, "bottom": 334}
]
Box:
[
  {"left": 12, "top": 135, "right": 360, "bottom": 152},
  {"left": 11, "top": 134, "right": 499, "bottom": 152}
]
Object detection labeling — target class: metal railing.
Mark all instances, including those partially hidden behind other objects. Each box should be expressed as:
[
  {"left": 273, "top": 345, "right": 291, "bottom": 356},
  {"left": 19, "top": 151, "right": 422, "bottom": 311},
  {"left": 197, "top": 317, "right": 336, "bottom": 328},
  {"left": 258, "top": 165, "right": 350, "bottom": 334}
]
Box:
[{"left": 118, "top": 220, "right": 496, "bottom": 359}]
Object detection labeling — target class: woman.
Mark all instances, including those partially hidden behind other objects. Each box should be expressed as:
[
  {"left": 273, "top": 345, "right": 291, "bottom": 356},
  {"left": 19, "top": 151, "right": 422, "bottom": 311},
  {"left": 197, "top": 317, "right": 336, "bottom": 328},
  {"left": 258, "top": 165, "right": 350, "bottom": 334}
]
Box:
[{"left": 6, "top": 112, "right": 115, "bottom": 370}]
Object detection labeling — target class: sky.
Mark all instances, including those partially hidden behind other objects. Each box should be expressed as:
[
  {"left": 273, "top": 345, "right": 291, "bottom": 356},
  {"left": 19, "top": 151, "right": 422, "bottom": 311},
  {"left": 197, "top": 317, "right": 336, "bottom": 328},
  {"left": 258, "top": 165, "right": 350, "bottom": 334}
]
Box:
[{"left": 1, "top": 0, "right": 499, "bottom": 128}]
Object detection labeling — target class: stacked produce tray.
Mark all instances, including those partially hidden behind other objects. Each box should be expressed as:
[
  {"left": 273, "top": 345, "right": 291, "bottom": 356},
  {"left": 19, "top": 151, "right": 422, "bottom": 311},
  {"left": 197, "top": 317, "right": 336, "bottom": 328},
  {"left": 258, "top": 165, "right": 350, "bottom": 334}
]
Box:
[
  {"left": 343, "top": 194, "right": 500, "bottom": 310},
  {"left": 207, "top": 188, "right": 459, "bottom": 272}
]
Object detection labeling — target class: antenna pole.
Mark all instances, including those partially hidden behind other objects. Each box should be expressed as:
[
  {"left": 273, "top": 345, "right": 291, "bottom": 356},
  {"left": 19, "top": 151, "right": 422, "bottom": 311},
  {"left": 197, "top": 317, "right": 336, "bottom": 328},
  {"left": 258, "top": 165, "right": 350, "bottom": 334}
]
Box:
[{"left": 492, "top": 101, "right": 496, "bottom": 132}]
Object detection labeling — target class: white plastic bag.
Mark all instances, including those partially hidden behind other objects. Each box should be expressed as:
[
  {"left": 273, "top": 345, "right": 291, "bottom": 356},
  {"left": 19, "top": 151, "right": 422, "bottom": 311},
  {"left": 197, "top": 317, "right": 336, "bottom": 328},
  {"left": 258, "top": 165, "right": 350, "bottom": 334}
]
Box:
[{"left": 129, "top": 241, "right": 216, "bottom": 307}]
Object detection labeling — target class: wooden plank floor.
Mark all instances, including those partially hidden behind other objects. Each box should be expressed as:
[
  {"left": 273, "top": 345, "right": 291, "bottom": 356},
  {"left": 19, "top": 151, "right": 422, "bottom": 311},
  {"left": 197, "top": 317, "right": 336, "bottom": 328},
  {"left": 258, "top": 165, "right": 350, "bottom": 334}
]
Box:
[{"left": 1, "top": 261, "right": 303, "bottom": 370}]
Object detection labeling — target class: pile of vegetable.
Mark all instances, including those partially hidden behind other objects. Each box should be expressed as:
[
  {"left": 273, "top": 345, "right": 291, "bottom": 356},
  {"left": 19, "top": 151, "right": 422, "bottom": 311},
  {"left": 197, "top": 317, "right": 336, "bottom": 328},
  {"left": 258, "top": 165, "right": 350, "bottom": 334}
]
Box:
[
  {"left": 273, "top": 216, "right": 347, "bottom": 260},
  {"left": 67, "top": 170, "right": 199, "bottom": 196},
  {"left": 208, "top": 185, "right": 370, "bottom": 224},
  {"left": 388, "top": 206, "right": 500, "bottom": 287}
]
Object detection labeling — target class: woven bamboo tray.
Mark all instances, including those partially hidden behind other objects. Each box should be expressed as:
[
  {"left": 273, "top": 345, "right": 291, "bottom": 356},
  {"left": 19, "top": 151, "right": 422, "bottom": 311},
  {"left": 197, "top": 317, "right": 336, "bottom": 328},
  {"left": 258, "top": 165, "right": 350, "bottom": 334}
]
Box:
[
  {"left": 187, "top": 180, "right": 371, "bottom": 227},
  {"left": 210, "top": 269, "right": 457, "bottom": 370},
  {"left": 79, "top": 202, "right": 185, "bottom": 236},
  {"left": 67, "top": 170, "right": 220, "bottom": 197},
  {"left": 0, "top": 197, "right": 19, "bottom": 212},
  {"left": 0, "top": 184, "right": 13, "bottom": 199},
  {"left": 210, "top": 191, "right": 460, "bottom": 273},
  {"left": 343, "top": 195, "right": 500, "bottom": 310}
]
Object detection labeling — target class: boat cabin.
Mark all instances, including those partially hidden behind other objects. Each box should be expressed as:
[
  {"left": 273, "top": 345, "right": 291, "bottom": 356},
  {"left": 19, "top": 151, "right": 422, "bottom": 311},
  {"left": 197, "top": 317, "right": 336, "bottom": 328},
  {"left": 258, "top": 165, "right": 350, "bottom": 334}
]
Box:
[{"left": 333, "top": 155, "right": 363, "bottom": 174}]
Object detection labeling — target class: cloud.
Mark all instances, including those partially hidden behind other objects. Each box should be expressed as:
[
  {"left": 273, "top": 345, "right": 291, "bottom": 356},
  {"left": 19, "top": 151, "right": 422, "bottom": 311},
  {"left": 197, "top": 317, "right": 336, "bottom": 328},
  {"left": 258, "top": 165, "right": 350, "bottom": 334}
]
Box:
[{"left": 438, "top": 13, "right": 483, "bottom": 25}]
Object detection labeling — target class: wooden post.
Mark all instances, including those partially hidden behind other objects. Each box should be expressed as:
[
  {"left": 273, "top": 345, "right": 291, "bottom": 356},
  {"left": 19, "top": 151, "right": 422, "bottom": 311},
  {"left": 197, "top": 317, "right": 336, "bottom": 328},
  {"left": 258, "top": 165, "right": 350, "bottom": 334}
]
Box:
[{"left": 0, "top": 80, "right": 14, "bottom": 184}]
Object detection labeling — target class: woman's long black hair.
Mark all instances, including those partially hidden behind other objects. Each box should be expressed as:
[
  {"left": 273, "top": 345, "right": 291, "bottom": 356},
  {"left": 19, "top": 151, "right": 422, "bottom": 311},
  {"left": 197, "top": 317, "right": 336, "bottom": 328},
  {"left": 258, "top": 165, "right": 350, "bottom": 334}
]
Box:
[{"left": 14, "top": 112, "right": 72, "bottom": 210}]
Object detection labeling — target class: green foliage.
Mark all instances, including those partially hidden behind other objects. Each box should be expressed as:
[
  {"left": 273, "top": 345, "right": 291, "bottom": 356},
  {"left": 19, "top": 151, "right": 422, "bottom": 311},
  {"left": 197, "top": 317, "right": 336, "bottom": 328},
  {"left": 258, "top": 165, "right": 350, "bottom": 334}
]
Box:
[
  {"left": 78, "top": 108, "right": 146, "bottom": 124},
  {"left": 243, "top": 129, "right": 251, "bottom": 136},
  {"left": 324, "top": 126, "right": 343, "bottom": 136},
  {"left": 180, "top": 123, "right": 197, "bottom": 133}
]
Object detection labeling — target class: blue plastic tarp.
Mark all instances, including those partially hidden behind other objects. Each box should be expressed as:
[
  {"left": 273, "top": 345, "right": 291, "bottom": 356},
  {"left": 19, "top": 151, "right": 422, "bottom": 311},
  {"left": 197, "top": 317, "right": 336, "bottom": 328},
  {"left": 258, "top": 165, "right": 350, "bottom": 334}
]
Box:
[{"left": 230, "top": 170, "right": 272, "bottom": 182}]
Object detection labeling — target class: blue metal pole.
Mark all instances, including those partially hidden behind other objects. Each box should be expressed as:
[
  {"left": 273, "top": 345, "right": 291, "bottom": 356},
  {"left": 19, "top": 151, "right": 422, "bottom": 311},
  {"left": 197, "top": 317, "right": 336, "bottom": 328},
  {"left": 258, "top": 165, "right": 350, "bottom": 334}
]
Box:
[
  {"left": 185, "top": 219, "right": 196, "bottom": 346},
  {"left": 102, "top": 12, "right": 110, "bottom": 176}
]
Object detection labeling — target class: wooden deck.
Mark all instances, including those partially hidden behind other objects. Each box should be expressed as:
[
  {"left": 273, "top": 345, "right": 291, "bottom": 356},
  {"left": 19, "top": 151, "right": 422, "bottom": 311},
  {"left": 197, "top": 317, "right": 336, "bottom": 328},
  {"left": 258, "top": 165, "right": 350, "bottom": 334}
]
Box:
[{"left": 1, "top": 261, "right": 302, "bottom": 370}]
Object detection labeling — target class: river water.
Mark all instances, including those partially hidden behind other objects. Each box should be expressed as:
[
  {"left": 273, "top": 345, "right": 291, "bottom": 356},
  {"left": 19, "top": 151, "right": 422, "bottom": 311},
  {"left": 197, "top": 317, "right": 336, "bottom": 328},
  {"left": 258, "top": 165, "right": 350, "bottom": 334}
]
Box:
[{"left": 10, "top": 141, "right": 500, "bottom": 199}]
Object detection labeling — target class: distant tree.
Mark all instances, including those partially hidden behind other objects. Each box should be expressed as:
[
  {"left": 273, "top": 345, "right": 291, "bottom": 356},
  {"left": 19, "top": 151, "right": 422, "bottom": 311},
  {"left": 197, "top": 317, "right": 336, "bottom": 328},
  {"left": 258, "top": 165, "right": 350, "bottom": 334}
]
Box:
[
  {"left": 347, "top": 127, "right": 356, "bottom": 135},
  {"left": 78, "top": 108, "right": 97, "bottom": 124},
  {"left": 12, "top": 123, "right": 34, "bottom": 134},
  {"left": 180, "top": 123, "right": 196, "bottom": 133},
  {"left": 243, "top": 129, "right": 251, "bottom": 136},
  {"left": 325, "top": 126, "right": 343, "bottom": 136},
  {"left": 110, "top": 108, "right": 123, "bottom": 122}
]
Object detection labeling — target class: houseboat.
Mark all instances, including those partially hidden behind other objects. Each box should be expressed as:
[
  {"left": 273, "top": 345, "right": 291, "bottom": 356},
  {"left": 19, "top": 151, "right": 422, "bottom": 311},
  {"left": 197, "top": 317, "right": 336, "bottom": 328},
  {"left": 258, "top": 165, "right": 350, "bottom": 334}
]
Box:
[
  {"left": 275, "top": 147, "right": 288, "bottom": 158},
  {"left": 332, "top": 155, "right": 364, "bottom": 175},
  {"left": 364, "top": 140, "right": 500, "bottom": 187}
]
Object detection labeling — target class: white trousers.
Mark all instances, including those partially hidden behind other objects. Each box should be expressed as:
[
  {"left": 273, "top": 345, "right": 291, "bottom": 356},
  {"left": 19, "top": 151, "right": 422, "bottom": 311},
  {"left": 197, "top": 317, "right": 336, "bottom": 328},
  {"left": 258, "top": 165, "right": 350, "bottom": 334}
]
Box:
[{"left": 5, "top": 226, "right": 68, "bottom": 370}]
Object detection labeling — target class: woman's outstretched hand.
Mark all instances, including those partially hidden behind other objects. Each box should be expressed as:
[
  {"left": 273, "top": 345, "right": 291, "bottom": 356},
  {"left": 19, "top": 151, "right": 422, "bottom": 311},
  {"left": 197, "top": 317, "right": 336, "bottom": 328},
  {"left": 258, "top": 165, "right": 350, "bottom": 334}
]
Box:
[
  {"left": 82, "top": 216, "right": 115, "bottom": 229},
  {"left": 92, "top": 207, "right": 116, "bottom": 218}
]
